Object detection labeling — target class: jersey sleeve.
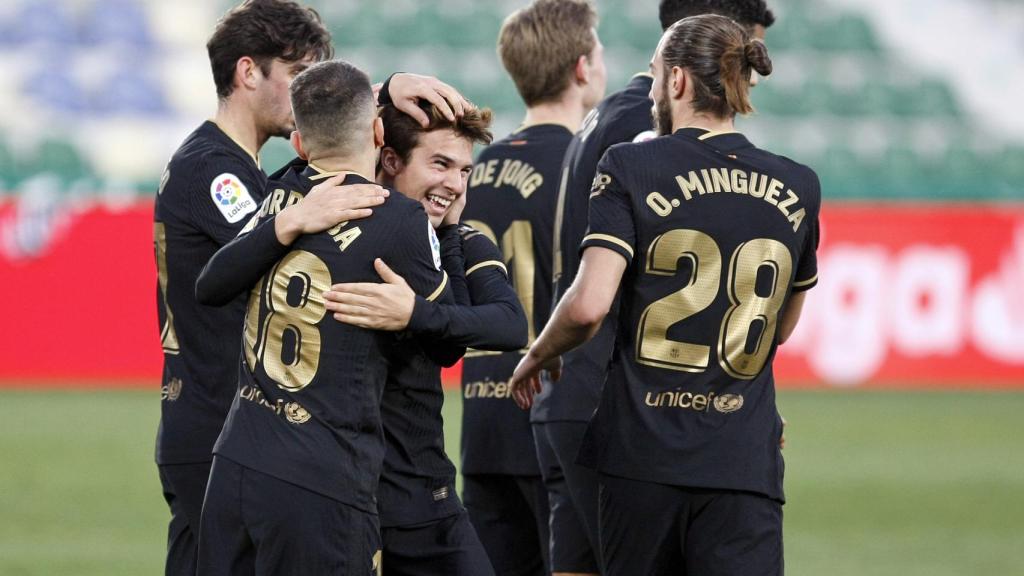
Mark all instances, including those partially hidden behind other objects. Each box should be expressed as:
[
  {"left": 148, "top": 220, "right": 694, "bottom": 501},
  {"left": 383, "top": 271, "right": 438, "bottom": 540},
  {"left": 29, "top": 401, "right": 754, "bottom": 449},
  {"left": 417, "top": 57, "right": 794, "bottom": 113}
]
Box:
[
  {"left": 437, "top": 224, "right": 470, "bottom": 305},
  {"left": 188, "top": 152, "right": 263, "bottom": 245},
  {"left": 385, "top": 203, "right": 452, "bottom": 304},
  {"left": 405, "top": 227, "right": 528, "bottom": 351},
  {"left": 195, "top": 212, "right": 289, "bottom": 306},
  {"left": 579, "top": 149, "right": 637, "bottom": 264},
  {"left": 792, "top": 172, "right": 821, "bottom": 292}
]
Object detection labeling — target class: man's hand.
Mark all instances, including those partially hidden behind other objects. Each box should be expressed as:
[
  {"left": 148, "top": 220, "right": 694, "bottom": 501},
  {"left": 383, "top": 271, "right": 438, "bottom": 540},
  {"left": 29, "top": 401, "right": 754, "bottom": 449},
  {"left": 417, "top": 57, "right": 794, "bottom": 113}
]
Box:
[
  {"left": 441, "top": 192, "right": 467, "bottom": 227},
  {"left": 322, "top": 259, "right": 415, "bottom": 331},
  {"left": 388, "top": 73, "right": 470, "bottom": 127},
  {"left": 275, "top": 173, "right": 387, "bottom": 245},
  {"left": 509, "top": 352, "right": 562, "bottom": 410}
]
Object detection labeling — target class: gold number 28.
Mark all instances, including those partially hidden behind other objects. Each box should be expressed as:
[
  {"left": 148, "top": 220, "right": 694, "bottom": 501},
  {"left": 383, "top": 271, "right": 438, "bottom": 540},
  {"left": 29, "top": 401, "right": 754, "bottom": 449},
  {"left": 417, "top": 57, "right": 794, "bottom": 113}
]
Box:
[{"left": 637, "top": 229, "right": 792, "bottom": 379}]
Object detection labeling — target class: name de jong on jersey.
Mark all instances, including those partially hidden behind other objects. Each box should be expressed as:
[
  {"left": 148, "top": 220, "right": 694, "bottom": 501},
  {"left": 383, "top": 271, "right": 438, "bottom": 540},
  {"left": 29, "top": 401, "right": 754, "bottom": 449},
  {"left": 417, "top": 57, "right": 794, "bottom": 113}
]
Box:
[
  {"left": 213, "top": 166, "right": 451, "bottom": 512},
  {"left": 459, "top": 123, "right": 573, "bottom": 475},
  {"left": 578, "top": 127, "right": 820, "bottom": 502}
]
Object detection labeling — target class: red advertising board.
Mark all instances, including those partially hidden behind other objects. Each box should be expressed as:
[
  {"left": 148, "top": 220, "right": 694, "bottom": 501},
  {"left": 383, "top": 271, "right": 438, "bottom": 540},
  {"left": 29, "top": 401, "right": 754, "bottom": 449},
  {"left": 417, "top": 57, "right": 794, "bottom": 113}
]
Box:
[{"left": 0, "top": 200, "right": 1021, "bottom": 388}]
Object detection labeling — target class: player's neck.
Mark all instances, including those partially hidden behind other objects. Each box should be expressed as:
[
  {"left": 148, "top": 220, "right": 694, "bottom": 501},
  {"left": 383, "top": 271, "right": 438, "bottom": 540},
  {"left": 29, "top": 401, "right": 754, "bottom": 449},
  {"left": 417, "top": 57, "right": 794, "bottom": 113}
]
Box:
[
  {"left": 672, "top": 110, "right": 735, "bottom": 135},
  {"left": 307, "top": 152, "right": 376, "bottom": 181},
  {"left": 213, "top": 102, "right": 264, "bottom": 162},
  {"left": 521, "top": 96, "right": 588, "bottom": 134}
]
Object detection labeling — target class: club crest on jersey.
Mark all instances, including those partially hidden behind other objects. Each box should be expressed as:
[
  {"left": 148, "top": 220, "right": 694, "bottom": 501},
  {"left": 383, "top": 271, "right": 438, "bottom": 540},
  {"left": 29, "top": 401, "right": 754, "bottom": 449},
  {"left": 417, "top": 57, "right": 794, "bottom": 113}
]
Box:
[
  {"left": 284, "top": 402, "right": 311, "bottom": 424},
  {"left": 428, "top": 222, "right": 442, "bottom": 270},
  {"left": 210, "top": 173, "right": 257, "bottom": 223},
  {"left": 714, "top": 394, "right": 744, "bottom": 414}
]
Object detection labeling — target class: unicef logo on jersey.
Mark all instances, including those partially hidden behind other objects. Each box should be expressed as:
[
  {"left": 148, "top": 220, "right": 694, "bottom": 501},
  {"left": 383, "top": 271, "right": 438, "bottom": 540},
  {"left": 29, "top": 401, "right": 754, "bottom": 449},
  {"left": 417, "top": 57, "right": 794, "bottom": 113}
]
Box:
[{"left": 210, "top": 172, "right": 257, "bottom": 223}]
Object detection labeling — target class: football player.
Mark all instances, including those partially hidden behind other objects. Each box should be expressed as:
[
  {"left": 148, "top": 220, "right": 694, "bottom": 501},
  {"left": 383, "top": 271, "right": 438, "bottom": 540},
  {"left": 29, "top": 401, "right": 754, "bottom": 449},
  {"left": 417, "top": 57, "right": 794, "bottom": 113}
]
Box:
[{"left": 511, "top": 15, "right": 818, "bottom": 576}]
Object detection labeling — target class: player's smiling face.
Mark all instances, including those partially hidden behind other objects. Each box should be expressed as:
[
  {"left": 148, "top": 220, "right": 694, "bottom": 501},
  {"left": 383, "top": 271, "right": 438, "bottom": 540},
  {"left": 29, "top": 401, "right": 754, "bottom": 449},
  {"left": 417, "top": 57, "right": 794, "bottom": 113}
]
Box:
[
  {"left": 389, "top": 129, "right": 474, "bottom": 227},
  {"left": 256, "top": 55, "right": 318, "bottom": 139}
]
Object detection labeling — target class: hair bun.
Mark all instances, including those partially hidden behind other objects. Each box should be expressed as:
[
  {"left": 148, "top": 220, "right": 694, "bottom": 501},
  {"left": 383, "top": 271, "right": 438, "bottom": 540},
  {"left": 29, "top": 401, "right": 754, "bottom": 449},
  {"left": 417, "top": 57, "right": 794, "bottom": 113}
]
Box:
[{"left": 744, "top": 39, "right": 773, "bottom": 77}]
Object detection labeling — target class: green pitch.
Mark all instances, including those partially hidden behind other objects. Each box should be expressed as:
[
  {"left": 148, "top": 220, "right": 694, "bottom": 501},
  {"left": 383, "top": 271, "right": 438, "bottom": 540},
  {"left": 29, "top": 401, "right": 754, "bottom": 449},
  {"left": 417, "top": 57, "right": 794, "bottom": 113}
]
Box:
[{"left": 1, "top": 389, "right": 1022, "bottom": 576}]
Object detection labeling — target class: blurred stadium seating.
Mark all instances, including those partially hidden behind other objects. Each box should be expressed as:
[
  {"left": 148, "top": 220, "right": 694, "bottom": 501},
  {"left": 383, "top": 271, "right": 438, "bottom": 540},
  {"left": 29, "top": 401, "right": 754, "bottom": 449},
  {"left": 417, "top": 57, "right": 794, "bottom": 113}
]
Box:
[{"left": 0, "top": 0, "right": 1020, "bottom": 201}]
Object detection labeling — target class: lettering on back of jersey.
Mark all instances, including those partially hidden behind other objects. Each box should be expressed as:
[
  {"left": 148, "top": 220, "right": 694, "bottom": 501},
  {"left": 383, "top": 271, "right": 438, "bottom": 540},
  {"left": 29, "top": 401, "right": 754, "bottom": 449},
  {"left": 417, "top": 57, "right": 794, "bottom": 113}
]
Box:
[{"left": 210, "top": 173, "right": 257, "bottom": 223}]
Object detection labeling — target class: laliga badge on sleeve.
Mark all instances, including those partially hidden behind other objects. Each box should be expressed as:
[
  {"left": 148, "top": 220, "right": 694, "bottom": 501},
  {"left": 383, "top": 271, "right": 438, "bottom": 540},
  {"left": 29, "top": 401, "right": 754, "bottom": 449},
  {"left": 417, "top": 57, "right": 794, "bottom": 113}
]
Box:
[
  {"left": 428, "top": 222, "right": 442, "bottom": 271},
  {"left": 210, "top": 173, "right": 257, "bottom": 223}
]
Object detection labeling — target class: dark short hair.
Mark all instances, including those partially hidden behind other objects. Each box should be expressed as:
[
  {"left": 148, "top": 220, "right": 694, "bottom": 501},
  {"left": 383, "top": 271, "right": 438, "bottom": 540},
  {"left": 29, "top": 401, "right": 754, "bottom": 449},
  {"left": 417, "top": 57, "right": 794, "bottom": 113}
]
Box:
[
  {"left": 289, "top": 60, "right": 375, "bottom": 157},
  {"left": 659, "top": 0, "right": 775, "bottom": 31},
  {"left": 661, "top": 14, "right": 773, "bottom": 117},
  {"left": 207, "top": 0, "right": 333, "bottom": 99},
  {"left": 380, "top": 101, "right": 494, "bottom": 164}
]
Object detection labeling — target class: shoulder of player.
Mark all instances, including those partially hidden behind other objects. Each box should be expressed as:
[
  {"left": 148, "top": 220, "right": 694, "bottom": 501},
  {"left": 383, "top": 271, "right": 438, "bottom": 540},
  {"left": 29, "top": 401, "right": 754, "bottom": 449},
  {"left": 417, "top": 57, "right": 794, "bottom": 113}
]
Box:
[
  {"left": 457, "top": 223, "right": 499, "bottom": 252},
  {"left": 754, "top": 149, "right": 822, "bottom": 205}
]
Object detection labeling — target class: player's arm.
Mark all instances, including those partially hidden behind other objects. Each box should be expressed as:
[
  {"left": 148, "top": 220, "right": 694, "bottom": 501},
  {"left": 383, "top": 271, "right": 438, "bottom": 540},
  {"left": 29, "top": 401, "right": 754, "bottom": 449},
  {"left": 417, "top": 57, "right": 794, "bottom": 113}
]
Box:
[
  {"left": 510, "top": 149, "right": 637, "bottom": 408},
  {"left": 195, "top": 174, "right": 386, "bottom": 305},
  {"left": 778, "top": 170, "right": 821, "bottom": 345},
  {"left": 510, "top": 247, "right": 626, "bottom": 408},
  {"left": 323, "top": 225, "right": 528, "bottom": 350}
]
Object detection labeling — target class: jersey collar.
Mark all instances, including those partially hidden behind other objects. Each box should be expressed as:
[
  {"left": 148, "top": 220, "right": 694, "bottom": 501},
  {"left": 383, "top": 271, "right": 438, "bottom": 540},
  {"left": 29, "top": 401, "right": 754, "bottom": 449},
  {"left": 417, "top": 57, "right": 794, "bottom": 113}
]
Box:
[
  {"left": 675, "top": 127, "right": 753, "bottom": 152},
  {"left": 303, "top": 162, "right": 373, "bottom": 185}
]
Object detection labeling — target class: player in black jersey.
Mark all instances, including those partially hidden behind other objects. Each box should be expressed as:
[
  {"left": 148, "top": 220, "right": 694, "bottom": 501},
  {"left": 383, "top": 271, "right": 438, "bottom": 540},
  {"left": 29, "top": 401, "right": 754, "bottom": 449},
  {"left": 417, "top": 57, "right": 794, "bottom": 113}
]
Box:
[
  {"left": 196, "top": 60, "right": 454, "bottom": 575},
  {"left": 152, "top": 4, "right": 332, "bottom": 575},
  {"left": 197, "top": 98, "right": 528, "bottom": 574},
  {"left": 458, "top": 2, "right": 606, "bottom": 574},
  {"left": 539, "top": 2, "right": 776, "bottom": 572},
  {"left": 511, "top": 15, "right": 817, "bottom": 576},
  {"left": 154, "top": 2, "right": 474, "bottom": 572}
]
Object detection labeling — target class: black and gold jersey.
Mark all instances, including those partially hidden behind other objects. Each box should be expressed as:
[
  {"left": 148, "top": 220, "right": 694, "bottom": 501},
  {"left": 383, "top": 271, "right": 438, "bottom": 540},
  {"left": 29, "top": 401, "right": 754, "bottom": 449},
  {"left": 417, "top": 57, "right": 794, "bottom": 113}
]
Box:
[
  {"left": 578, "top": 127, "right": 820, "bottom": 501},
  {"left": 460, "top": 124, "right": 573, "bottom": 475},
  {"left": 533, "top": 74, "right": 656, "bottom": 424},
  {"left": 213, "top": 165, "right": 451, "bottom": 512},
  {"left": 379, "top": 225, "right": 525, "bottom": 527},
  {"left": 153, "top": 120, "right": 266, "bottom": 465}
]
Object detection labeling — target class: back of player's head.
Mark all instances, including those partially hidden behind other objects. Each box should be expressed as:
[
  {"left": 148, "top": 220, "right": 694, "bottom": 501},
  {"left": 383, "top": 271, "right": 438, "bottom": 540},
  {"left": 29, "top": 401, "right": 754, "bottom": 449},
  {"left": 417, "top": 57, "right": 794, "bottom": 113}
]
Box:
[
  {"left": 289, "top": 60, "right": 376, "bottom": 157},
  {"left": 380, "top": 101, "right": 494, "bottom": 163},
  {"left": 498, "top": 0, "right": 598, "bottom": 107},
  {"left": 658, "top": 0, "right": 775, "bottom": 32},
  {"left": 207, "top": 0, "right": 333, "bottom": 99},
  {"left": 661, "top": 14, "right": 773, "bottom": 117}
]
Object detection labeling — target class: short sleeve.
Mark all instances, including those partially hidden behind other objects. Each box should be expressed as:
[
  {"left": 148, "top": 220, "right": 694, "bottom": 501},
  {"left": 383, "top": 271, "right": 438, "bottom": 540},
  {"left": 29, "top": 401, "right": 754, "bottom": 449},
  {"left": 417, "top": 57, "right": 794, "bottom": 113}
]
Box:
[
  {"left": 386, "top": 203, "right": 452, "bottom": 303},
  {"left": 189, "top": 152, "right": 264, "bottom": 245},
  {"left": 579, "top": 149, "right": 636, "bottom": 264},
  {"left": 792, "top": 172, "right": 820, "bottom": 292}
]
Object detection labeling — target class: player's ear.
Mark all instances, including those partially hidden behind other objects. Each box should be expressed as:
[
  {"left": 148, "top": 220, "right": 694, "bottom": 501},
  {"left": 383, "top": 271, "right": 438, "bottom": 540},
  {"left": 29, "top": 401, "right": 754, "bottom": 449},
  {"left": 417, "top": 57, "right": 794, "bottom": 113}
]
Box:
[
  {"left": 670, "top": 66, "right": 687, "bottom": 100},
  {"left": 373, "top": 116, "right": 385, "bottom": 149},
  {"left": 379, "top": 147, "right": 403, "bottom": 177},
  {"left": 574, "top": 54, "right": 589, "bottom": 85},
  {"left": 290, "top": 130, "right": 308, "bottom": 160},
  {"left": 236, "top": 56, "right": 260, "bottom": 92}
]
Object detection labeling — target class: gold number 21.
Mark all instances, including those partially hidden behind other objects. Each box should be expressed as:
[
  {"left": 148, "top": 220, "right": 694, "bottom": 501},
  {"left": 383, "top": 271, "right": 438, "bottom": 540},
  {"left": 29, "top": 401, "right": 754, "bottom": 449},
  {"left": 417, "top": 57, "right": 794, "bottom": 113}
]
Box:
[{"left": 637, "top": 229, "right": 792, "bottom": 379}]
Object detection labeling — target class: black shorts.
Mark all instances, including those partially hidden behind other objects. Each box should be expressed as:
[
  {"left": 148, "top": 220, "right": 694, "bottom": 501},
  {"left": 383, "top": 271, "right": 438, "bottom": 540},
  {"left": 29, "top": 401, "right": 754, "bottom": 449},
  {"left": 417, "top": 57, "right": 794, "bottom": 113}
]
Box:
[
  {"left": 533, "top": 421, "right": 601, "bottom": 573},
  {"left": 598, "top": 473, "right": 783, "bottom": 576},
  {"left": 159, "top": 461, "right": 212, "bottom": 576},
  {"left": 198, "top": 455, "right": 380, "bottom": 576},
  {"left": 462, "top": 473, "right": 550, "bottom": 576},
  {"left": 381, "top": 512, "right": 494, "bottom": 576}
]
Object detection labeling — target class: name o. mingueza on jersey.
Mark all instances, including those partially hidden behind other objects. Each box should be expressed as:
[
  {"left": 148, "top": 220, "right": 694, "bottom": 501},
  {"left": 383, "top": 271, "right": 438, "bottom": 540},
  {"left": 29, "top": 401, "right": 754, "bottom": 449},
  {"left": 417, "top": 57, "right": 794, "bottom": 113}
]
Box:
[{"left": 640, "top": 168, "right": 808, "bottom": 232}]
